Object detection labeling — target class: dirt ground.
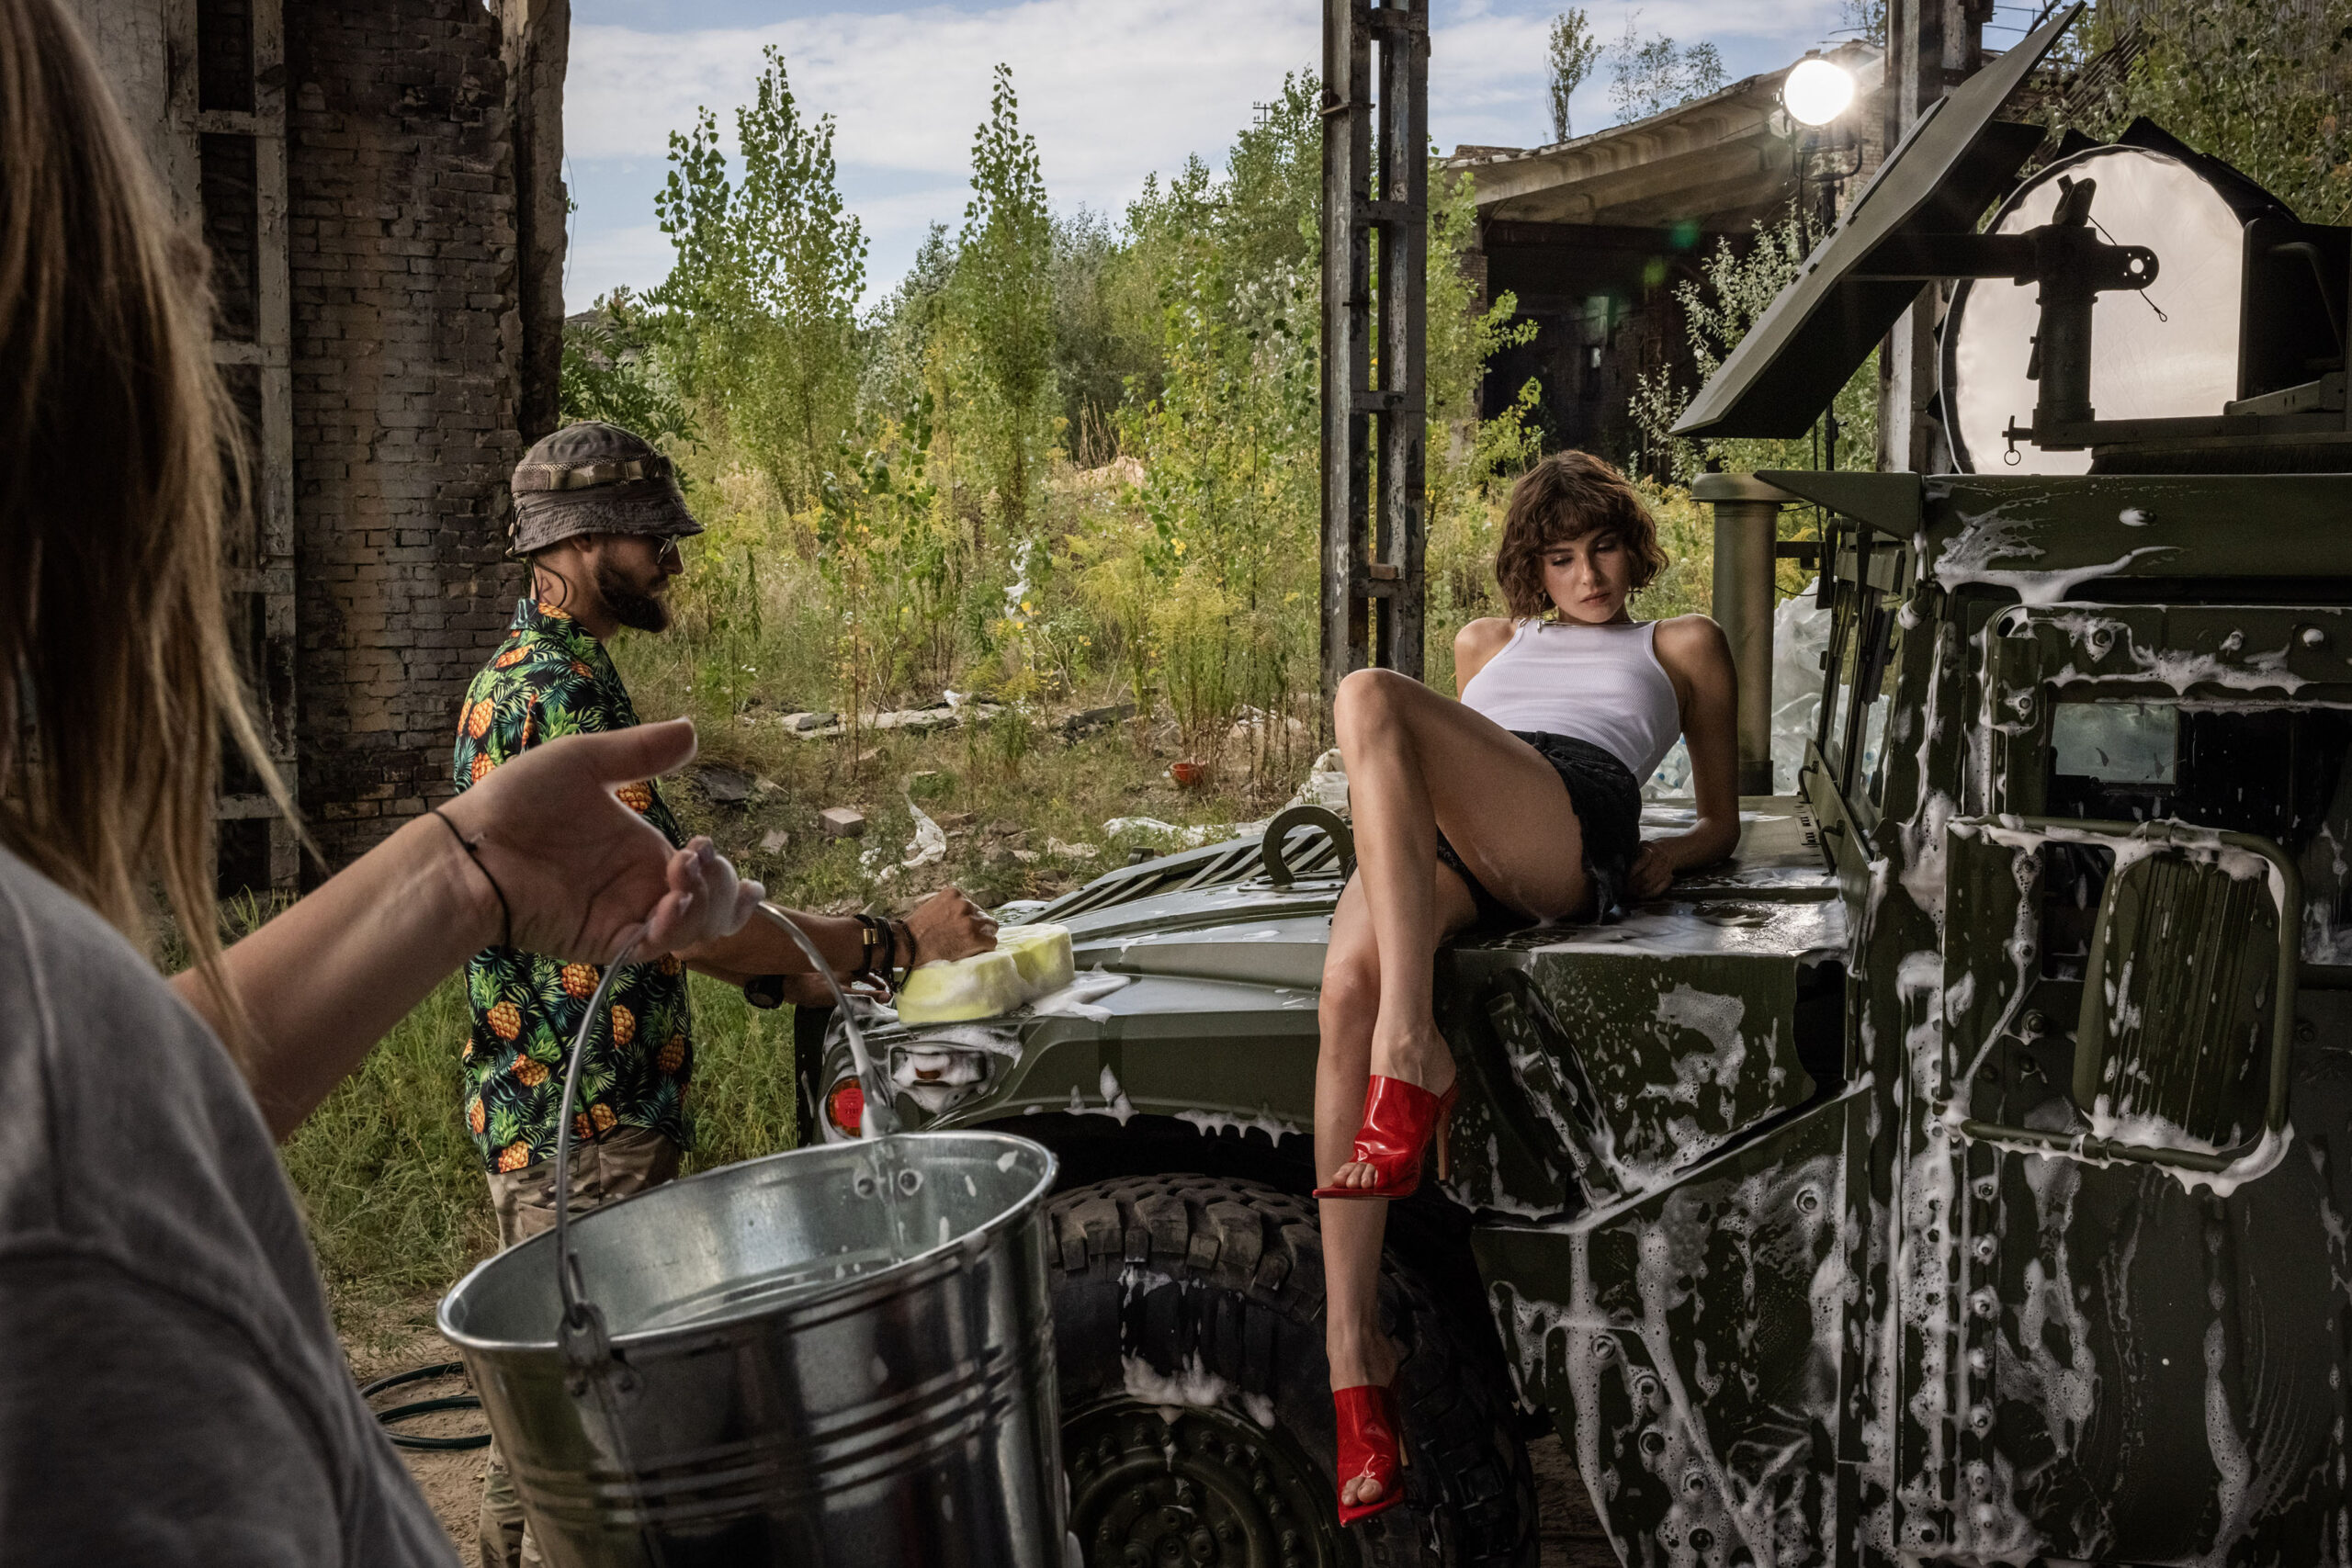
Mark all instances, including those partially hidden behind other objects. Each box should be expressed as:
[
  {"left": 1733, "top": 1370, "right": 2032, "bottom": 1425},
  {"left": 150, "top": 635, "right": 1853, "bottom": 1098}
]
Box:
[
  {"left": 345, "top": 1306, "right": 490, "bottom": 1556},
  {"left": 346, "top": 1303, "right": 1617, "bottom": 1564}
]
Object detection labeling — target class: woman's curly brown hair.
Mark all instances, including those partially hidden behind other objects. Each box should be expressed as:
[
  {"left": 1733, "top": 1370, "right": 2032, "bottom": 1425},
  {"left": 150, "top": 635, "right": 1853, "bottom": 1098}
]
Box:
[{"left": 1493, "top": 451, "right": 1668, "bottom": 621}]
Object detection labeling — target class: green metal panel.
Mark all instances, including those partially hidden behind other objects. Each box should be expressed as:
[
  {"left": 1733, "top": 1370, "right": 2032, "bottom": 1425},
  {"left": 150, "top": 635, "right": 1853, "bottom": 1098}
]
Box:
[
  {"left": 1476, "top": 1094, "right": 1860, "bottom": 1564},
  {"left": 1758, "top": 471, "right": 1925, "bottom": 541},
  {"left": 2074, "top": 847, "right": 2281, "bottom": 1147},
  {"left": 1912, "top": 475, "right": 2352, "bottom": 595},
  {"left": 1990, "top": 603, "right": 2352, "bottom": 705},
  {"left": 1516, "top": 945, "right": 1813, "bottom": 1189}
]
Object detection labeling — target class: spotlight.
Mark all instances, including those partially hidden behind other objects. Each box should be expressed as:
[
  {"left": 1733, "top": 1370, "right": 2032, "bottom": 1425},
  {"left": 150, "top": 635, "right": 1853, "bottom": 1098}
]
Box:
[{"left": 1783, "top": 57, "right": 1855, "bottom": 128}]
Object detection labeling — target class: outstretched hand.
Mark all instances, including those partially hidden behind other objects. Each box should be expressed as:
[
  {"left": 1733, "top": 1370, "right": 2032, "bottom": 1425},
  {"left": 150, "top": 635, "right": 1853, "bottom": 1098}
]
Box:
[{"left": 440, "top": 718, "right": 763, "bottom": 964}]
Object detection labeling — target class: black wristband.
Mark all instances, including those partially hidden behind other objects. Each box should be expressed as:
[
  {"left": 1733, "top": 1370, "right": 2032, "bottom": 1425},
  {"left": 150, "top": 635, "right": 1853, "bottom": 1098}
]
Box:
[
  {"left": 743, "top": 975, "right": 787, "bottom": 1010},
  {"left": 849, "top": 913, "right": 886, "bottom": 985},
  {"left": 430, "top": 807, "right": 512, "bottom": 950}
]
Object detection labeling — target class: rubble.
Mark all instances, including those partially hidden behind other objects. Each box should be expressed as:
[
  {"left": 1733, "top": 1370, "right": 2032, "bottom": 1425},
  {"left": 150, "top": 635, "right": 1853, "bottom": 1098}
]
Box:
[
  {"left": 698, "top": 766, "right": 752, "bottom": 805},
  {"left": 819, "top": 807, "right": 866, "bottom": 839},
  {"left": 1057, "top": 703, "right": 1135, "bottom": 740},
  {"left": 776, "top": 699, "right": 1002, "bottom": 740}
]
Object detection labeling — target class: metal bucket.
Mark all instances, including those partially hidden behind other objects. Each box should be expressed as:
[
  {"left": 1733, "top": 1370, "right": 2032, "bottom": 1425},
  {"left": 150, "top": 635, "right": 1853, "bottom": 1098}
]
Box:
[{"left": 439, "top": 1131, "right": 1063, "bottom": 1567}]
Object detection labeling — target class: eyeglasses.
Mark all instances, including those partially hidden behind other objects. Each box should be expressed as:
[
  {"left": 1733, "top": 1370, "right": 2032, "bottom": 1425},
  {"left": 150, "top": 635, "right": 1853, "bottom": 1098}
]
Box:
[{"left": 655, "top": 538, "right": 684, "bottom": 571}]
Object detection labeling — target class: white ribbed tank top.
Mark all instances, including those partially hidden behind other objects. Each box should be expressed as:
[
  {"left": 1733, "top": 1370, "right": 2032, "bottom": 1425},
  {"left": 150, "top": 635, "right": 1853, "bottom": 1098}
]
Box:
[{"left": 1458, "top": 620, "right": 1682, "bottom": 780}]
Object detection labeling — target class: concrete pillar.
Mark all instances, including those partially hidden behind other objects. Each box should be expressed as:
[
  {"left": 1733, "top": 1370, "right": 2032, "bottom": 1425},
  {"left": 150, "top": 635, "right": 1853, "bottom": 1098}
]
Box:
[{"left": 1693, "top": 472, "right": 1796, "bottom": 796}]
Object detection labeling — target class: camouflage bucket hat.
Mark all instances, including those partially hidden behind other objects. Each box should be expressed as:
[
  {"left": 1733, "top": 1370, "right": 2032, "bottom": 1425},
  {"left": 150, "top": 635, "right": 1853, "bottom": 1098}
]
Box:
[{"left": 508, "top": 421, "right": 702, "bottom": 556}]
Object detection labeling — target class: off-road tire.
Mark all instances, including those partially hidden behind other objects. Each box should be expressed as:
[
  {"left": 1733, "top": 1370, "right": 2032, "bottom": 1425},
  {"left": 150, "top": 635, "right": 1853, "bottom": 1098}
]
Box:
[{"left": 1046, "top": 1174, "right": 1536, "bottom": 1568}]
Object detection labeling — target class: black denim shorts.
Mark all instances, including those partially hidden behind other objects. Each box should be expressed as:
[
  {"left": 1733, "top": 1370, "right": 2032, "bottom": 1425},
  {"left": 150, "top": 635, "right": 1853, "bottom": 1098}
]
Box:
[{"left": 1431, "top": 730, "right": 1644, "bottom": 928}]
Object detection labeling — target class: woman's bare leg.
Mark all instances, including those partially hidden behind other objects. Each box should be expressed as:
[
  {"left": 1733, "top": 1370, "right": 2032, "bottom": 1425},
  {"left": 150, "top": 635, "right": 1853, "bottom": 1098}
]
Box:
[
  {"left": 1326, "top": 670, "right": 1594, "bottom": 1193},
  {"left": 1317, "top": 877, "right": 1395, "bottom": 1399},
  {"left": 1317, "top": 872, "right": 1474, "bottom": 1509},
  {"left": 1316, "top": 671, "right": 1596, "bottom": 1507}
]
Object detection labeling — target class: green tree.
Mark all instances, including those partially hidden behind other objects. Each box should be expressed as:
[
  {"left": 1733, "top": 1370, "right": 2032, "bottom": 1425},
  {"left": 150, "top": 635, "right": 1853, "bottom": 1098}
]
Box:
[
  {"left": 1838, "top": 0, "right": 1887, "bottom": 47},
  {"left": 1627, "top": 204, "right": 1878, "bottom": 482},
  {"left": 559, "top": 288, "right": 697, "bottom": 446},
  {"left": 1606, "top": 17, "right": 1724, "bottom": 123},
  {"left": 2054, "top": 0, "right": 2352, "bottom": 225},
  {"left": 1111, "top": 76, "right": 1325, "bottom": 767},
  {"left": 859, "top": 221, "right": 956, "bottom": 429},
  {"left": 1547, "top": 9, "right": 1601, "bottom": 142},
  {"left": 955, "top": 65, "right": 1057, "bottom": 545},
  {"left": 1048, "top": 208, "right": 1161, "bottom": 468},
  {"left": 652, "top": 47, "right": 867, "bottom": 513}
]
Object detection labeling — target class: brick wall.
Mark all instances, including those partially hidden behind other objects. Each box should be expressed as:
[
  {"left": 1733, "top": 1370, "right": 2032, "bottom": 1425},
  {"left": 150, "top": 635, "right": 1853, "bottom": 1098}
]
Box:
[{"left": 284, "top": 0, "right": 527, "bottom": 866}]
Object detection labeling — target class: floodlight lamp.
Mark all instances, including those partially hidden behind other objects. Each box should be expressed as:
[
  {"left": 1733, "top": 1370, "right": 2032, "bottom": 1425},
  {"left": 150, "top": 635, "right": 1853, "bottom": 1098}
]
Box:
[{"left": 1783, "top": 58, "right": 1855, "bottom": 128}]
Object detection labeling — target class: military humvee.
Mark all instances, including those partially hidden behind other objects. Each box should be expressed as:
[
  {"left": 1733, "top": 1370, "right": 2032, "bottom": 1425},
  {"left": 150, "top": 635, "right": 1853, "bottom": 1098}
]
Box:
[{"left": 798, "top": 9, "right": 2352, "bottom": 1563}]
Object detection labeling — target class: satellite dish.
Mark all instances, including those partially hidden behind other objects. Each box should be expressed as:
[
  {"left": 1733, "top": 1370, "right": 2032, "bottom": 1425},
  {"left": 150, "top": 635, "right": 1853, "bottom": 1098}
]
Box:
[{"left": 1943, "top": 145, "right": 2245, "bottom": 473}]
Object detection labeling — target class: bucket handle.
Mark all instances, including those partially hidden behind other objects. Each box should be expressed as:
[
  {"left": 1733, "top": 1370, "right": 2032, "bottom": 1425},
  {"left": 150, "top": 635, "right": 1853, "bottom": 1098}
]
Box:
[
  {"left": 549, "top": 937, "right": 641, "bottom": 1393},
  {"left": 548, "top": 904, "right": 903, "bottom": 1383},
  {"left": 750, "top": 900, "right": 901, "bottom": 1139}
]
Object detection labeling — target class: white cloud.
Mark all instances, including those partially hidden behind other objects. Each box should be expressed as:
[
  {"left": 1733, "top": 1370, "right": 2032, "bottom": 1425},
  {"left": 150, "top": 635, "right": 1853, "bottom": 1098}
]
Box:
[
  {"left": 567, "top": 1, "right": 1320, "bottom": 186},
  {"left": 562, "top": 0, "right": 1851, "bottom": 306},
  {"left": 564, "top": 221, "right": 674, "bottom": 310}
]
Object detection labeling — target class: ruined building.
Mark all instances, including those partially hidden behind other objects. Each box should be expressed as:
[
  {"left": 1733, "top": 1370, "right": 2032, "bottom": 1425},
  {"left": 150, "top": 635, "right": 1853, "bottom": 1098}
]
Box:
[
  {"left": 84, "top": 0, "right": 570, "bottom": 888},
  {"left": 1446, "top": 43, "right": 1889, "bottom": 473}
]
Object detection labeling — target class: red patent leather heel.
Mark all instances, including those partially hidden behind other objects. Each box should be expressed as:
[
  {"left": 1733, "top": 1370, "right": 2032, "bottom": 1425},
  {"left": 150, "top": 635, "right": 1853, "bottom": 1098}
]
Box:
[
  {"left": 1331, "top": 1382, "right": 1406, "bottom": 1525},
  {"left": 1313, "top": 1074, "right": 1460, "bottom": 1201}
]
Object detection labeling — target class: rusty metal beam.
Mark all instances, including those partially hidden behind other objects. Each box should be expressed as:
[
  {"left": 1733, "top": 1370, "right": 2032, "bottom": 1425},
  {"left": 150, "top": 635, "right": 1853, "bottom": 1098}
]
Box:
[{"left": 1322, "top": 0, "right": 1429, "bottom": 709}]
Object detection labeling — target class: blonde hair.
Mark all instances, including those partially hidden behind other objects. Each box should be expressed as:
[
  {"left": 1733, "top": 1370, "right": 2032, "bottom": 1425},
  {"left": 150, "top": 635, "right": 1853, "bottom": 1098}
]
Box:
[{"left": 0, "top": 0, "right": 289, "bottom": 1028}]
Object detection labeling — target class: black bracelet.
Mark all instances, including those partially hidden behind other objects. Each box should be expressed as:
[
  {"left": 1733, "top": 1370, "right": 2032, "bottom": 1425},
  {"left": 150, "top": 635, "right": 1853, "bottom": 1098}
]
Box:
[
  {"left": 430, "top": 807, "right": 513, "bottom": 950},
  {"left": 850, "top": 913, "right": 886, "bottom": 985}
]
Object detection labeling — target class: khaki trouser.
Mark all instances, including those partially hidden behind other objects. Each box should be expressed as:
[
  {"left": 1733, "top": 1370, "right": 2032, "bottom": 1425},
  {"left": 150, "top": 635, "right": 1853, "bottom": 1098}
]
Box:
[{"left": 476, "top": 1126, "right": 683, "bottom": 1568}]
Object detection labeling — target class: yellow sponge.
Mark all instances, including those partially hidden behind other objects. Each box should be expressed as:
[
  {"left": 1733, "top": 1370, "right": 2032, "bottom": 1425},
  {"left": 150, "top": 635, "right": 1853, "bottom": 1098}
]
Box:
[
  {"left": 896, "top": 949, "right": 1028, "bottom": 1023},
  {"left": 995, "top": 922, "right": 1075, "bottom": 995}
]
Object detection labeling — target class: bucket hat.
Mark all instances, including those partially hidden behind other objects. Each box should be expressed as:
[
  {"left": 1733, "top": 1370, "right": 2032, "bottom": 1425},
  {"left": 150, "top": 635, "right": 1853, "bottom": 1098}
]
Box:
[{"left": 508, "top": 422, "right": 702, "bottom": 556}]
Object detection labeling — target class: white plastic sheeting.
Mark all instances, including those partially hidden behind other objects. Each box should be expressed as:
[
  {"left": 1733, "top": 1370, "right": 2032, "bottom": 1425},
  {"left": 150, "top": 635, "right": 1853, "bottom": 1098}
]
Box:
[{"left": 1644, "top": 586, "right": 1831, "bottom": 797}]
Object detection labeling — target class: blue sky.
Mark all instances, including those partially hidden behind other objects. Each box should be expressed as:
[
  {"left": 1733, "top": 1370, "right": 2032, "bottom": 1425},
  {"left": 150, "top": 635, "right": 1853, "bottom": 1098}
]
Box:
[{"left": 563, "top": 0, "right": 1881, "bottom": 312}]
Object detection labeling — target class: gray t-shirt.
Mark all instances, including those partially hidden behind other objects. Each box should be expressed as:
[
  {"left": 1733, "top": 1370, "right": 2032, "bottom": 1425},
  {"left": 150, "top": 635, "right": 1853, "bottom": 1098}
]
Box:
[{"left": 0, "top": 848, "right": 455, "bottom": 1564}]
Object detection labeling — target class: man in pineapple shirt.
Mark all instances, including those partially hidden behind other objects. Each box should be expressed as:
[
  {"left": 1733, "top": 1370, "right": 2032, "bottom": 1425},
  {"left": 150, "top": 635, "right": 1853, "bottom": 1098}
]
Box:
[{"left": 455, "top": 422, "right": 998, "bottom": 1565}]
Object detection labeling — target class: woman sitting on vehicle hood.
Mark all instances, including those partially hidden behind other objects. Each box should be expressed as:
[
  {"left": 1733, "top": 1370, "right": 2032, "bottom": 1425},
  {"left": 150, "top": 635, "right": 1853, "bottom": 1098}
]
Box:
[{"left": 1311, "top": 451, "right": 1740, "bottom": 1525}]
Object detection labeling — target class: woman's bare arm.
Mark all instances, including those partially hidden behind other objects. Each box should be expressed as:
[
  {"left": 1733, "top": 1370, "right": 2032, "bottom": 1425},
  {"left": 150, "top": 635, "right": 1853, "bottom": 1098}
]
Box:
[
  {"left": 174, "top": 720, "right": 761, "bottom": 1140},
  {"left": 1453, "top": 617, "right": 1516, "bottom": 693},
  {"left": 1628, "top": 615, "right": 1742, "bottom": 896}
]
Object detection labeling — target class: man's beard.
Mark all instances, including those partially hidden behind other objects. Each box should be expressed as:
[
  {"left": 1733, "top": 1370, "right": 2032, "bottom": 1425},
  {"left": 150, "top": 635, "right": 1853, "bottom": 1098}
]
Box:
[{"left": 596, "top": 558, "right": 671, "bottom": 633}]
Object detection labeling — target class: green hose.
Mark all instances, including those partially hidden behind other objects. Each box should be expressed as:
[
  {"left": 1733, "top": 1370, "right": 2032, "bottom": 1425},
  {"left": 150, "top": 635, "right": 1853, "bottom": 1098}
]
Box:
[{"left": 359, "top": 1361, "right": 492, "bottom": 1452}]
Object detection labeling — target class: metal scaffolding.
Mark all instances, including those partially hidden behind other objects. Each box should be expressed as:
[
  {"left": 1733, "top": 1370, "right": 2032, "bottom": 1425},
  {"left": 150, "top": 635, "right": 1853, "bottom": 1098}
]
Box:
[
  {"left": 1320, "top": 0, "right": 1429, "bottom": 706},
  {"left": 181, "top": 0, "right": 303, "bottom": 895}
]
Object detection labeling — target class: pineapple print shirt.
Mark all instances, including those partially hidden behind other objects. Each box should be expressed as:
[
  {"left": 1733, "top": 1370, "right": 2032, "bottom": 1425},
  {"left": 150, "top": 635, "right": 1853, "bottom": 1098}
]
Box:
[{"left": 452, "top": 598, "right": 695, "bottom": 1175}]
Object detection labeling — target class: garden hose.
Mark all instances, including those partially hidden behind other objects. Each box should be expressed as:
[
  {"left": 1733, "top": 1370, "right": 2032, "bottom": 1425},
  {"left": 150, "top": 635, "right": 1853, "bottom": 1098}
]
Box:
[{"left": 359, "top": 1361, "right": 492, "bottom": 1451}]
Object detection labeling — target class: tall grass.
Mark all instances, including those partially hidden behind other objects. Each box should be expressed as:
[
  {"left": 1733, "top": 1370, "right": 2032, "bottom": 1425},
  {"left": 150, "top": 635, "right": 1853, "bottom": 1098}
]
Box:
[
  {"left": 279, "top": 972, "right": 798, "bottom": 1320},
  {"left": 280, "top": 977, "right": 493, "bottom": 1303}
]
